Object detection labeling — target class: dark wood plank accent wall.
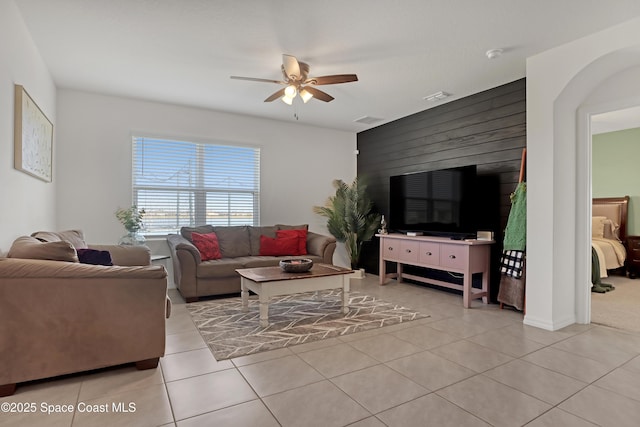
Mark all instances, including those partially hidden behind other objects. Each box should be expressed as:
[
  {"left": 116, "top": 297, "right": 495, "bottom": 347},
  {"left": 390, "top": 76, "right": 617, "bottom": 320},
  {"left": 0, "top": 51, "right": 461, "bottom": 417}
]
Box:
[{"left": 357, "top": 78, "right": 526, "bottom": 300}]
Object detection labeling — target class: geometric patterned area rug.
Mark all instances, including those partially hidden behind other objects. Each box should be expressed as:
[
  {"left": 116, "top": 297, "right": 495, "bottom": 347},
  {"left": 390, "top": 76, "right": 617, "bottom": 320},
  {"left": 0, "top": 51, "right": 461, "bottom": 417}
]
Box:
[{"left": 186, "top": 290, "right": 430, "bottom": 360}]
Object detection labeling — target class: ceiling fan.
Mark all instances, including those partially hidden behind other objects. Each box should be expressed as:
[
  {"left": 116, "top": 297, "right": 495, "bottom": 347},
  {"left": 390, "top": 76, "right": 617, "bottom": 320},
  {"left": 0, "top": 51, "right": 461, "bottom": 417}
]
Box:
[{"left": 230, "top": 54, "right": 358, "bottom": 105}]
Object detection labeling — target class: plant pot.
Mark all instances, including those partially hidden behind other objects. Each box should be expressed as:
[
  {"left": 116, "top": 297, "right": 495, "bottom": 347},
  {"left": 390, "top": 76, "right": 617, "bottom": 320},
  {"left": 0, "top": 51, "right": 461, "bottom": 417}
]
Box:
[
  {"left": 352, "top": 268, "right": 365, "bottom": 279},
  {"left": 119, "top": 231, "right": 146, "bottom": 246}
]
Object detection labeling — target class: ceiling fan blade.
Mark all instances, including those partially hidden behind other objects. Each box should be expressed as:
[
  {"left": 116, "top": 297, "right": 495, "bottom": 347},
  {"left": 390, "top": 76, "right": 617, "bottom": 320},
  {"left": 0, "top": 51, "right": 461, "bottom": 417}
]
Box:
[
  {"left": 302, "top": 86, "right": 334, "bottom": 102},
  {"left": 282, "top": 54, "right": 301, "bottom": 81},
  {"left": 230, "top": 76, "right": 285, "bottom": 84},
  {"left": 264, "top": 88, "right": 286, "bottom": 102},
  {"left": 305, "top": 74, "right": 358, "bottom": 85}
]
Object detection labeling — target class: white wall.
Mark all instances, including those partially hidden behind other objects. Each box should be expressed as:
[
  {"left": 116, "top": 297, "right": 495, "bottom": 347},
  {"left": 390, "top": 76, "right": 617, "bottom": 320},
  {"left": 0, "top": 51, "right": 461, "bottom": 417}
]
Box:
[
  {"left": 55, "top": 90, "right": 356, "bottom": 266},
  {"left": 0, "top": 0, "right": 57, "bottom": 253},
  {"left": 526, "top": 17, "right": 640, "bottom": 330}
]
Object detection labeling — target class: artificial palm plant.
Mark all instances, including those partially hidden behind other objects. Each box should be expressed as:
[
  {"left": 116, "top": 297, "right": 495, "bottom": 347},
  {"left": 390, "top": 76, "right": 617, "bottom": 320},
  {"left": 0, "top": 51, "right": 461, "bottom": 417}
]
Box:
[{"left": 314, "top": 177, "right": 381, "bottom": 269}]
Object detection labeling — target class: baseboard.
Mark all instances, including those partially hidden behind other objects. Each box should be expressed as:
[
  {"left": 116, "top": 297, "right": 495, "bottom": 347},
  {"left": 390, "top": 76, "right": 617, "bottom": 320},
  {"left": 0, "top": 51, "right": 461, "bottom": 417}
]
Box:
[{"left": 523, "top": 313, "right": 576, "bottom": 331}]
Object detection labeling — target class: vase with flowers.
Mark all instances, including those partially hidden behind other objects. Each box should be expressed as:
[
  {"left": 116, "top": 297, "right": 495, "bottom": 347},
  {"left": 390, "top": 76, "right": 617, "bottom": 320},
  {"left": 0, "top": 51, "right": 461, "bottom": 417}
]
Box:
[{"left": 116, "top": 205, "right": 146, "bottom": 245}]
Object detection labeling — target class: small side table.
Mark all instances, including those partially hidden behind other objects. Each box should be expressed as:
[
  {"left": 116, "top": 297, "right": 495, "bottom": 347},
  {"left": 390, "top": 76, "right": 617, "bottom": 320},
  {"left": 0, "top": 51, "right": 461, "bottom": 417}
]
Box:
[
  {"left": 151, "top": 254, "right": 170, "bottom": 265},
  {"left": 626, "top": 236, "right": 640, "bottom": 279}
]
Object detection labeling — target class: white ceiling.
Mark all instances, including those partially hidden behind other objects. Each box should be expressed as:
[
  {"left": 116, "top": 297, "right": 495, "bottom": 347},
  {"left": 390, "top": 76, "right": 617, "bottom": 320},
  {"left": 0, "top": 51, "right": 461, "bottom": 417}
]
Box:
[{"left": 14, "top": 0, "right": 640, "bottom": 132}]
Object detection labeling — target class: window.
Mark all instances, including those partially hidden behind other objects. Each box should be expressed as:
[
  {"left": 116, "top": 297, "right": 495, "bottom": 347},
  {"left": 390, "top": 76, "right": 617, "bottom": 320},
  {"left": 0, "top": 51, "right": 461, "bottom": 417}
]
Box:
[{"left": 132, "top": 136, "right": 260, "bottom": 235}]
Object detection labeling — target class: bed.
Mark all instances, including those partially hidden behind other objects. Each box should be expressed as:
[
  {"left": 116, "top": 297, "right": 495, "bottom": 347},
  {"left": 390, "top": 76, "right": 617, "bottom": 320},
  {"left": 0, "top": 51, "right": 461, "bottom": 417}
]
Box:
[{"left": 592, "top": 196, "right": 629, "bottom": 277}]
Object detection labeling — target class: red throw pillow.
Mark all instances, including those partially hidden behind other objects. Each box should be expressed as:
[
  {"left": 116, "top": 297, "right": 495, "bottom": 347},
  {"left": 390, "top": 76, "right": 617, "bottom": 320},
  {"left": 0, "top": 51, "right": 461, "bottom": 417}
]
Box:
[
  {"left": 259, "top": 235, "right": 299, "bottom": 256},
  {"left": 191, "top": 232, "right": 222, "bottom": 261},
  {"left": 276, "top": 229, "right": 307, "bottom": 255}
]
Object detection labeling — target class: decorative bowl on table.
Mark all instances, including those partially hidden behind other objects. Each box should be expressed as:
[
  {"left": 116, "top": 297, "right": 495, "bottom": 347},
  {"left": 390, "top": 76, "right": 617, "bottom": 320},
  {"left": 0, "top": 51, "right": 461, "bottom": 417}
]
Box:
[{"left": 279, "top": 258, "right": 313, "bottom": 273}]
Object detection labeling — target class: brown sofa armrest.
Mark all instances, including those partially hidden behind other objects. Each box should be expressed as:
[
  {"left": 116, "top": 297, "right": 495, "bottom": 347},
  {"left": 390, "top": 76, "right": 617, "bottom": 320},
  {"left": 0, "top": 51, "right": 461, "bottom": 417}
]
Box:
[
  {"left": 88, "top": 244, "right": 151, "bottom": 266},
  {"left": 166, "top": 234, "right": 201, "bottom": 261},
  {"left": 166, "top": 234, "right": 201, "bottom": 300},
  {"left": 306, "top": 231, "right": 337, "bottom": 265}
]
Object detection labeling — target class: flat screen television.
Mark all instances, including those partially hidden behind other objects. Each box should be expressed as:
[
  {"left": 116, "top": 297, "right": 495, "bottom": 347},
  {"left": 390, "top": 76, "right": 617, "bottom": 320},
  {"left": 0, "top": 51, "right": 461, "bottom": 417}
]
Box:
[{"left": 389, "top": 165, "right": 478, "bottom": 239}]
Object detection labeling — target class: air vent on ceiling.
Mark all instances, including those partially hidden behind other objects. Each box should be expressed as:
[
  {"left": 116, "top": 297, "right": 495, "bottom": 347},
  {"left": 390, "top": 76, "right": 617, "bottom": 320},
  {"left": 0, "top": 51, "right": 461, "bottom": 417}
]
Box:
[
  {"left": 354, "top": 116, "right": 383, "bottom": 125},
  {"left": 423, "top": 91, "right": 451, "bottom": 102}
]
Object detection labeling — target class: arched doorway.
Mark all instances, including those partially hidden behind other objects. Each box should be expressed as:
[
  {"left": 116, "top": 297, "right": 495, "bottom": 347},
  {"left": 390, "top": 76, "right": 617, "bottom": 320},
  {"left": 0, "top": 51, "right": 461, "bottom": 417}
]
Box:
[
  {"left": 525, "top": 33, "right": 640, "bottom": 330},
  {"left": 575, "top": 62, "right": 640, "bottom": 324}
]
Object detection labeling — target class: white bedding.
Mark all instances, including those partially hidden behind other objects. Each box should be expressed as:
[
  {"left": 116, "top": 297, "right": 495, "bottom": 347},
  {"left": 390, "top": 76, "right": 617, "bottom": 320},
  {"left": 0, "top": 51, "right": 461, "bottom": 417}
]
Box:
[{"left": 592, "top": 237, "right": 626, "bottom": 277}]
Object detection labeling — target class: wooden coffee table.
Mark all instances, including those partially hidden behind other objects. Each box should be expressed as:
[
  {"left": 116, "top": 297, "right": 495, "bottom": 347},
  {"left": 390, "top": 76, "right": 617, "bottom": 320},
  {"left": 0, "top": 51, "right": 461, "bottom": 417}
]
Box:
[{"left": 236, "top": 264, "right": 353, "bottom": 327}]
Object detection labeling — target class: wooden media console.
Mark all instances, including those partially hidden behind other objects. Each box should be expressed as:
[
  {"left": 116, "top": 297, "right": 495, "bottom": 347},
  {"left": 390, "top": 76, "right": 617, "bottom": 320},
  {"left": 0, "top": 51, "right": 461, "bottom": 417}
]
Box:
[{"left": 378, "top": 234, "right": 494, "bottom": 308}]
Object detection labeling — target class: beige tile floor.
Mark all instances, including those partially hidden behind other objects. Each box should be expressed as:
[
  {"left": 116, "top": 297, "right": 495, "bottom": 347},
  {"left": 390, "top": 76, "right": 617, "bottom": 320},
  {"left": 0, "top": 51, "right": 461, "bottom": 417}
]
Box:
[{"left": 3, "top": 275, "right": 640, "bottom": 426}]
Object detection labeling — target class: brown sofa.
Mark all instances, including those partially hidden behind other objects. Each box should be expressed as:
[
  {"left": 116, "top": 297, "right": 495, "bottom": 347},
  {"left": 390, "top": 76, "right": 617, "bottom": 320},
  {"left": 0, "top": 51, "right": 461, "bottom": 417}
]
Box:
[
  {"left": 167, "top": 224, "right": 337, "bottom": 302},
  {"left": 0, "top": 231, "right": 169, "bottom": 397}
]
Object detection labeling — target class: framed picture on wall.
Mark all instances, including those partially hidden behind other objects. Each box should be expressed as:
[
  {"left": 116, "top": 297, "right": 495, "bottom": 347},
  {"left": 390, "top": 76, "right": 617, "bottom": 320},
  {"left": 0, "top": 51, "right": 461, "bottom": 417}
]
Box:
[{"left": 14, "top": 84, "right": 53, "bottom": 182}]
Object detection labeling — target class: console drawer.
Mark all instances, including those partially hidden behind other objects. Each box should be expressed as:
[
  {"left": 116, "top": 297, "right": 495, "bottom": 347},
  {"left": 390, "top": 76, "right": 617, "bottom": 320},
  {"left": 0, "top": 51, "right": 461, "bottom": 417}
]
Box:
[
  {"left": 399, "top": 240, "right": 420, "bottom": 264},
  {"left": 440, "top": 244, "right": 467, "bottom": 270},
  {"left": 382, "top": 239, "right": 402, "bottom": 260},
  {"left": 419, "top": 242, "right": 440, "bottom": 266}
]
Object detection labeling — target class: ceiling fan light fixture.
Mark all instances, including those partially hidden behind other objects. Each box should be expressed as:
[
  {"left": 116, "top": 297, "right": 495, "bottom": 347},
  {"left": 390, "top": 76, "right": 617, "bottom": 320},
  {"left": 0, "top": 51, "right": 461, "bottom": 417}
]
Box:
[
  {"left": 300, "top": 88, "right": 313, "bottom": 103},
  {"left": 232, "top": 54, "right": 357, "bottom": 105},
  {"left": 284, "top": 85, "right": 297, "bottom": 98}
]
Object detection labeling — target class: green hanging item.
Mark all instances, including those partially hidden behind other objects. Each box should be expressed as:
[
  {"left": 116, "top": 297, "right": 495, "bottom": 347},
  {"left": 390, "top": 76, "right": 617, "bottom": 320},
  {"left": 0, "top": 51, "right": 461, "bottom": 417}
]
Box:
[{"left": 503, "top": 182, "right": 527, "bottom": 251}]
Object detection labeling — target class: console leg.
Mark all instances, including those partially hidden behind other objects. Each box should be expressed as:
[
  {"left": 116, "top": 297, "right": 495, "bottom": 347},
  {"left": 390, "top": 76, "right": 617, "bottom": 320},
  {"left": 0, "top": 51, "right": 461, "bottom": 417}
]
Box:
[
  {"left": 482, "top": 271, "right": 490, "bottom": 304},
  {"left": 463, "top": 275, "right": 471, "bottom": 308},
  {"left": 379, "top": 255, "right": 386, "bottom": 285}
]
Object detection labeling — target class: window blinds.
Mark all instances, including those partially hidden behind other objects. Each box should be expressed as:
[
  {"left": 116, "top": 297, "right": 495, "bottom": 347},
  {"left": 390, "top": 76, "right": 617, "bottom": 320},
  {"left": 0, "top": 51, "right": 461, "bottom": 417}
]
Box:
[{"left": 132, "top": 137, "right": 260, "bottom": 235}]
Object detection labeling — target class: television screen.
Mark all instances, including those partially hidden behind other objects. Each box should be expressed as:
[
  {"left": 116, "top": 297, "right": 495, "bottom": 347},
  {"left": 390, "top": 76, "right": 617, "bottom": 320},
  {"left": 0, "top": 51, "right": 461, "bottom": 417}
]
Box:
[{"left": 389, "top": 165, "right": 478, "bottom": 238}]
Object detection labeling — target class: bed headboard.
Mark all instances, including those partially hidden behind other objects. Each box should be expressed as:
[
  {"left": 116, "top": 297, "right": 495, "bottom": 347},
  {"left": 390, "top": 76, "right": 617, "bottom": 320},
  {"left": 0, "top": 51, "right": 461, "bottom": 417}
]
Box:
[{"left": 593, "top": 196, "right": 630, "bottom": 243}]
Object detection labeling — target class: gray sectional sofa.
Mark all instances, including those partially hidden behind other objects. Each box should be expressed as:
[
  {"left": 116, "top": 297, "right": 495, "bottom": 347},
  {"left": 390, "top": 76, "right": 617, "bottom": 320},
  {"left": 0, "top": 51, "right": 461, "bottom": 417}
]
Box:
[{"left": 167, "top": 224, "right": 337, "bottom": 302}]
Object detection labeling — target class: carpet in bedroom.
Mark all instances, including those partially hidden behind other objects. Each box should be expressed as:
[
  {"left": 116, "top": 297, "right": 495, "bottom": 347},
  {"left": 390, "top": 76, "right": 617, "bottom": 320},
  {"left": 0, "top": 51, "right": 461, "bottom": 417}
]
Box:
[{"left": 591, "top": 275, "right": 640, "bottom": 333}]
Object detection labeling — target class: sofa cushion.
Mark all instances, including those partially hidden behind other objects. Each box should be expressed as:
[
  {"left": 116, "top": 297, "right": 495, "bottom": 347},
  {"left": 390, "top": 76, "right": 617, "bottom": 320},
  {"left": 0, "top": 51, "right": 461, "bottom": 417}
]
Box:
[
  {"left": 31, "top": 229, "right": 89, "bottom": 249},
  {"left": 181, "top": 225, "right": 215, "bottom": 242},
  {"left": 8, "top": 236, "right": 79, "bottom": 262},
  {"left": 196, "top": 258, "right": 244, "bottom": 278},
  {"left": 191, "top": 232, "right": 222, "bottom": 261},
  {"left": 249, "top": 226, "right": 277, "bottom": 255},
  {"left": 259, "top": 235, "right": 299, "bottom": 256},
  {"left": 276, "top": 224, "right": 309, "bottom": 231},
  {"left": 76, "top": 248, "right": 113, "bottom": 266},
  {"left": 277, "top": 229, "right": 308, "bottom": 255},
  {"left": 212, "top": 226, "right": 250, "bottom": 258},
  {"left": 237, "top": 256, "right": 281, "bottom": 268}
]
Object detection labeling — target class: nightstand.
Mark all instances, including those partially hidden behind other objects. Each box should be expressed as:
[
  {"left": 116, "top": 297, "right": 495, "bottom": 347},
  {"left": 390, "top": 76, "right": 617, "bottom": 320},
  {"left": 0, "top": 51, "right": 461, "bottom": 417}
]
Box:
[{"left": 626, "top": 236, "right": 640, "bottom": 279}]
